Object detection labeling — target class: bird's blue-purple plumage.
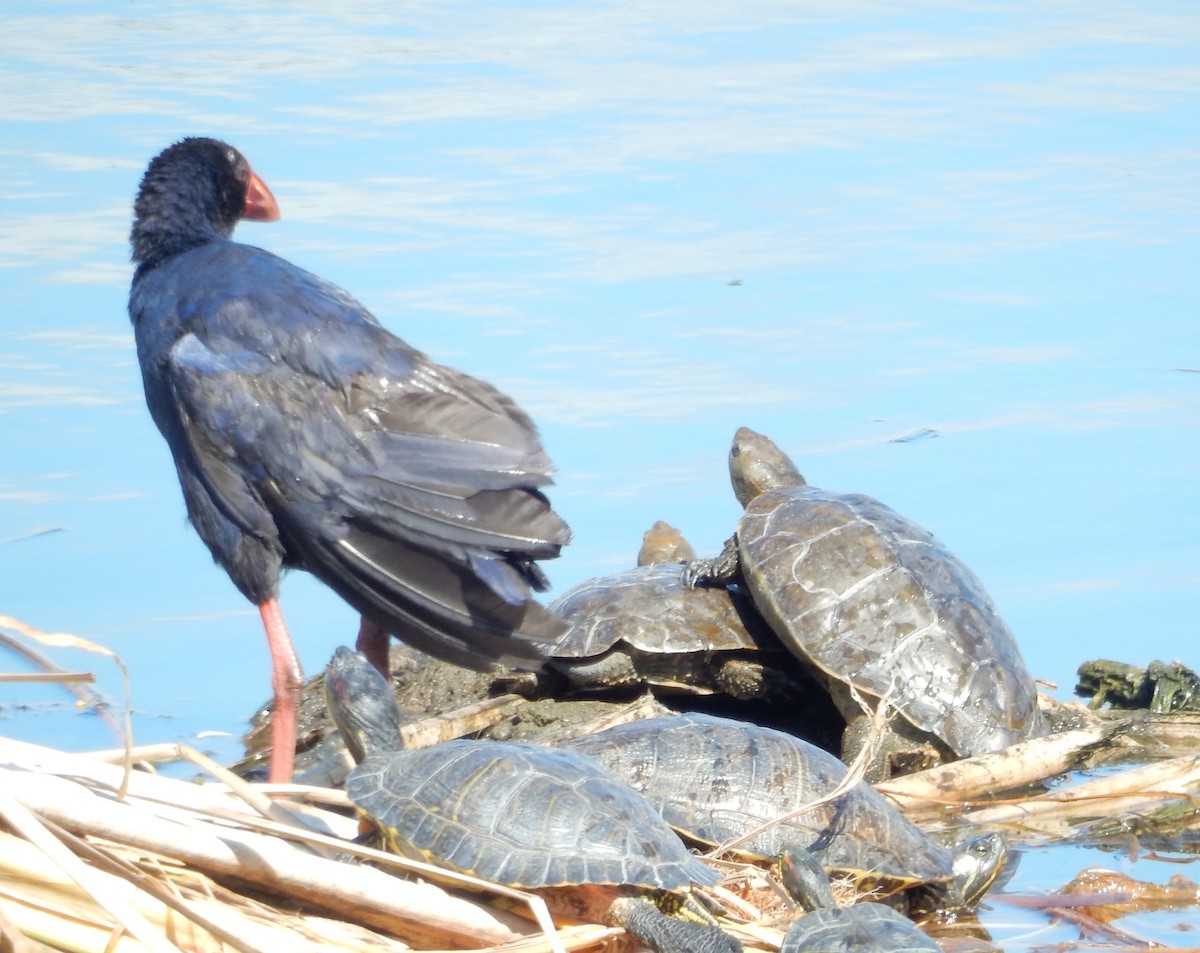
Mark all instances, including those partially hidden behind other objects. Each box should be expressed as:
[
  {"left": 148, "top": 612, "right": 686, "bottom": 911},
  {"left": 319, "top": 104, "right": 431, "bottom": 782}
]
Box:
[{"left": 129, "top": 138, "right": 569, "bottom": 669}]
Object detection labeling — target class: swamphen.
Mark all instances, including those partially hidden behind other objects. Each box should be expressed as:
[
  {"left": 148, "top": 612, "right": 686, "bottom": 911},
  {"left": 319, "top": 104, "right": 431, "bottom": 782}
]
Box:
[{"left": 129, "top": 138, "right": 570, "bottom": 782}]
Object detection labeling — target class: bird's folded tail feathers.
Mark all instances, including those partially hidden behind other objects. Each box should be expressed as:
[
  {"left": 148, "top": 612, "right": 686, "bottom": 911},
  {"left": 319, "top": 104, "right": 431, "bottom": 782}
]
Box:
[
  {"left": 275, "top": 510, "right": 564, "bottom": 671},
  {"left": 345, "top": 479, "right": 571, "bottom": 557}
]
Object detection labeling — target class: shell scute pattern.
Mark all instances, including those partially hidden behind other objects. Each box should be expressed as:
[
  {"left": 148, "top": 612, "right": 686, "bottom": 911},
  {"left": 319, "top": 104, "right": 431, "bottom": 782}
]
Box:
[
  {"left": 565, "top": 714, "right": 951, "bottom": 888},
  {"left": 738, "top": 484, "right": 1040, "bottom": 757},
  {"left": 347, "top": 740, "right": 716, "bottom": 891},
  {"left": 551, "top": 563, "right": 767, "bottom": 656},
  {"left": 780, "top": 903, "right": 942, "bottom": 953},
  {"left": 547, "top": 561, "right": 797, "bottom": 701}
]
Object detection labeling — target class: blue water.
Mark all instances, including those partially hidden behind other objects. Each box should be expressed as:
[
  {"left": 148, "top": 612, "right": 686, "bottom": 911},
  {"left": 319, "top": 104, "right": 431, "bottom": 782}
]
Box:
[{"left": 1, "top": 3, "right": 1197, "bottom": 943}]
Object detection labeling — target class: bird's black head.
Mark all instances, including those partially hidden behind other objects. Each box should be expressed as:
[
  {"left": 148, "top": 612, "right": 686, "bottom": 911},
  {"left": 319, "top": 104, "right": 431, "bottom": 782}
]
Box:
[{"left": 130, "top": 137, "right": 279, "bottom": 271}]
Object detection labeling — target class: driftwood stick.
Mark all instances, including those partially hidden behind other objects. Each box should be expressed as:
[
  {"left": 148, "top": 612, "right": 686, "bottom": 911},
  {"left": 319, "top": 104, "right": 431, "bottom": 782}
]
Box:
[
  {"left": 876, "top": 726, "right": 1118, "bottom": 821},
  {"left": 960, "top": 753, "right": 1200, "bottom": 833},
  {"left": 84, "top": 741, "right": 334, "bottom": 842},
  {"left": 0, "top": 671, "right": 94, "bottom": 684},
  {"left": 2, "top": 738, "right": 261, "bottom": 815},
  {"left": 523, "top": 693, "right": 675, "bottom": 748},
  {"left": 399, "top": 694, "right": 530, "bottom": 749}
]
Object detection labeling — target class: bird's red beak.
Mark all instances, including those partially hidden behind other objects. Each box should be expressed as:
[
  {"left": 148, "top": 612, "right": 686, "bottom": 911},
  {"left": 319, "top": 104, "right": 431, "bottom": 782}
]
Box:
[{"left": 243, "top": 170, "right": 280, "bottom": 222}]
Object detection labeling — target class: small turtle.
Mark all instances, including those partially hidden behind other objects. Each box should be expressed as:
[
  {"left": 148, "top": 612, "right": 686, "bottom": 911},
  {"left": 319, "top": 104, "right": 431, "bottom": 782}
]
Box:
[
  {"left": 685, "top": 427, "right": 1043, "bottom": 778},
  {"left": 1076, "top": 658, "right": 1200, "bottom": 713},
  {"left": 638, "top": 520, "right": 698, "bottom": 566},
  {"left": 778, "top": 846, "right": 943, "bottom": 953},
  {"left": 781, "top": 902, "right": 942, "bottom": 953},
  {"left": 564, "top": 713, "right": 1006, "bottom": 916},
  {"left": 324, "top": 647, "right": 739, "bottom": 953},
  {"left": 546, "top": 562, "right": 794, "bottom": 700}
]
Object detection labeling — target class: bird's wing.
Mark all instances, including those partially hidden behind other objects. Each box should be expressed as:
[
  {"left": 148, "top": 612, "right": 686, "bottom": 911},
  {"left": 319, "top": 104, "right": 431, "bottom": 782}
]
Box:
[{"left": 163, "top": 252, "right": 569, "bottom": 667}]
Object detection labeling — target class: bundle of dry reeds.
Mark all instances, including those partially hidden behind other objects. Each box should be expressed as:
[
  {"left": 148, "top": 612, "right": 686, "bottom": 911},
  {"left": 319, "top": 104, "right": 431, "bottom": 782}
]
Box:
[
  {"left": 4, "top": 614, "right": 1200, "bottom": 953},
  {"left": 0, "top": 733, "right": 640, "bottom": 953}
]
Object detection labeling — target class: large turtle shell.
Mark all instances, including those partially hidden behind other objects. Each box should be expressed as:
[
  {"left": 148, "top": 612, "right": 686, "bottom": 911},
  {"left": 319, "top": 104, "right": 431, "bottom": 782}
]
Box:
[
  {"left": 346, "top": 739, "right": 718, "bottom": 891},
  {"left": 547, "top": 563, "right": 783, "bottom": 695},
  {"left": 736, "top": 486, "right": 1041, "bottom": 757},
  {"left": 564, "top": 713, "right": 952, "bottom": 893}
]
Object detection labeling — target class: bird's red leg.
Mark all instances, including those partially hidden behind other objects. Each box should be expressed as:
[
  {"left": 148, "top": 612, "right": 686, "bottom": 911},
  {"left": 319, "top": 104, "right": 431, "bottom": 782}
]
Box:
[
  {"left": 356, "top": 616, "right": 391, "bottom": 678},
  {"left": 259, "top": 599, "right": 302, "bottom": 784}
]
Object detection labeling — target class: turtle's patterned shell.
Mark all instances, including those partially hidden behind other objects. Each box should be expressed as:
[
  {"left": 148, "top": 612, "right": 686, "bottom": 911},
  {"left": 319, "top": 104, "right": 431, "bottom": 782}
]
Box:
[
  {"left": 347, "top": 739, "right": 718, "bottom": 891},
  {"left": 780, "top": 904, "right": 942, "bottom": 953},
  {"left": 738, "top": 487, "right": 1042, "bottom": 757},
  {"left": 564, "top": 713, "right": 952, "bottom": 891},
  {"left": 549, "top": 563, "right": 775, "bottom": 658}
]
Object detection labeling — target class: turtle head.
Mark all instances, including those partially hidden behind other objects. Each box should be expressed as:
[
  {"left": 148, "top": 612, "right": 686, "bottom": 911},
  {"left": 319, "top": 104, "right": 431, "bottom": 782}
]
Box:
[
  {"left": 729, "top": 427, "right": 806, "bottom": 506},
  {"left": 778, "top": 843, "right": 836, "bottom": 913},
  {"left": 637, "top": 520, "right": 696, "bottom": 566},
  {"left": 951, "top": 832, "right": 1009, "bottom": 910},
  {"left": 324, "top": 646, "right": 405, "bottom": 763}
]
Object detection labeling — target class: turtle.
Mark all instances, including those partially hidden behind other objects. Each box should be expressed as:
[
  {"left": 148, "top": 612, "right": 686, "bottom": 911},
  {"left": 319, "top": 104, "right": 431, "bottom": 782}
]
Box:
[
  {"left": 684, "top": 426, "right": 1044, "bottom": 779},
  {"left": 544, "top": 562, "right": 844, "bottom": 734},
  {"left": 563, "top": 712, "right": 1007, "bottom": 917},
  {"left": 1075, "top": 658, "right": 1200, "bottom": 713},
  {"left": 778, "top": 845, "right": 943, "bottom": 953},
  {"left": 638, "top": 520, "right": 698, "bottom": 566},
  {"left": 545, "top": 562, "right": 794, "bottom": 700},
  {"left": 780, "top": 902, "right": 943, "bottom": 953},
  {"left": 324, "top": 646, "right": 740, "bottom": 953}
]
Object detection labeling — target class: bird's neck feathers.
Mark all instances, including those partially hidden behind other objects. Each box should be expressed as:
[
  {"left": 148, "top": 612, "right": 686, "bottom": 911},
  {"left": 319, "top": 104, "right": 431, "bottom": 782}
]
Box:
[{"left": 130, "top": 155, "right": 244, "bottom": 274}]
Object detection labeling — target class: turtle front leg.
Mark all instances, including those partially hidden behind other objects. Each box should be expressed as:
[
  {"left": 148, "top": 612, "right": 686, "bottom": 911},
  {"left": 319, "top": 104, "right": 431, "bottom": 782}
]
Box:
[
  {"left": 609, "top": 898, "right": 742, "bottom": 953},
  {"left": 682, "top": 534, "right": 741, "bottom": 589}
]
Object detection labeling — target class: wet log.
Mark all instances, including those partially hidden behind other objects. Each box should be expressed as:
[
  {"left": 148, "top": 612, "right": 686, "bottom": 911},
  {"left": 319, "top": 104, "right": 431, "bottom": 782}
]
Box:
[
  {"left": 875, "top": 725, "right": 1119, "bottom": 824},
  {"left": 959, "top": 753, "right": 1200, "bottom": 841}
]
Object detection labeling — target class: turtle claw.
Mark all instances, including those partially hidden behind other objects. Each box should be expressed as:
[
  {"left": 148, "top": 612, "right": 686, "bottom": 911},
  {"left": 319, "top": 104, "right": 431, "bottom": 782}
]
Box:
[
  {"left": 680, "top": 559, "right": 711, "bottom": 589},
  {"left": 682, "top": 535, "right": 741, "bottom": 589}
]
